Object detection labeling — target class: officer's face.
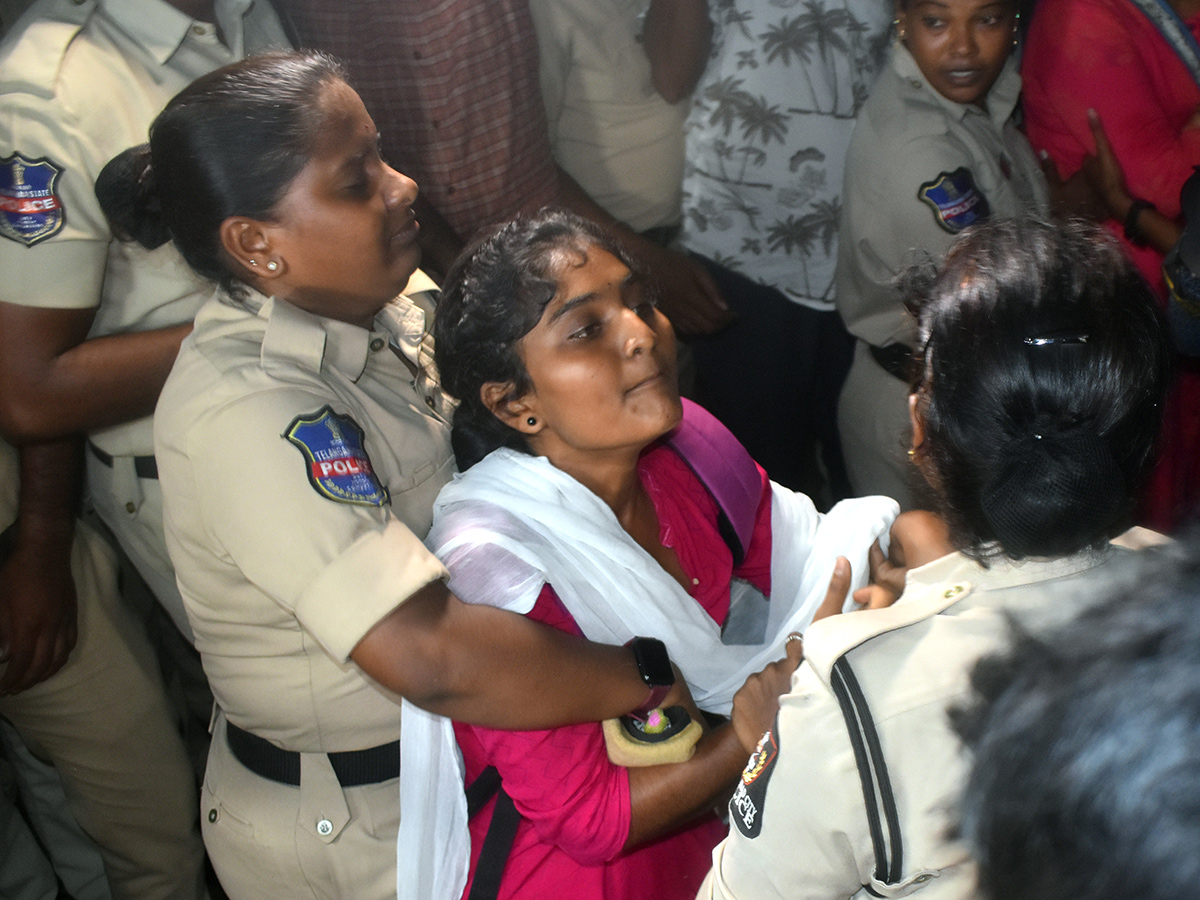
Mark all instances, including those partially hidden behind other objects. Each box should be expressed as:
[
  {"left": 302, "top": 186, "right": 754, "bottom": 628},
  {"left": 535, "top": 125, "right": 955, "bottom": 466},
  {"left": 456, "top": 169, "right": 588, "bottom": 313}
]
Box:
[
  {"left": 898, "top": 0, "right": 1016, "bottom": 108},
  {"left": 499, "top": 247, "right": 682, "bottom": 469},
  {"left": 259, "top": 80, "right": 422, "bottom": 329}
]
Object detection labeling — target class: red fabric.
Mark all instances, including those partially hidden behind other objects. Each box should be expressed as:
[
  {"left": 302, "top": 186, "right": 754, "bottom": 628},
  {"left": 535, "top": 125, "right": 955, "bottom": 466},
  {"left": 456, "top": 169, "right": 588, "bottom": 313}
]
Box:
[
  {"left": 1021, "top": 0, "right": 1200, "bottom": 296},
  {"left": 1022, "top": 0, "right": 1200, "bottom": 529},
  {"left": 283, "top": 0, "right": 559, "bottom": 240},
  {"left": 452, "top": 444, "right": 772, "bottom": 899}
]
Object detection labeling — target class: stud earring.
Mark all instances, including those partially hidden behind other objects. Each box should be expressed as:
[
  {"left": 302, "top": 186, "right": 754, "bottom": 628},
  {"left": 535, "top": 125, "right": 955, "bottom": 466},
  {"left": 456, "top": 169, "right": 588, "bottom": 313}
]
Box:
[
  {"left": 907, "top": 447, "right": 917, "bottom": 459},
  {"left": 526, "top": 416, "right": 537, "bottom": 426},
  {"left": 266, "top": 260, "right": 278, "bottom": 272},
  {"left": 249, "top": 259, "right": 258, "bottom": 267}
]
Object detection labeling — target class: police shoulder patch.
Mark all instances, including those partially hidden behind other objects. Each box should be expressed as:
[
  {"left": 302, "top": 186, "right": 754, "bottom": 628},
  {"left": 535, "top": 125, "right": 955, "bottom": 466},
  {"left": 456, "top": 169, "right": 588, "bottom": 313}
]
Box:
[
  {"left": 285, "top": 406, "right": 389, "bottom": 507},
  {"left": 0, "top": 153, "right": 66, "bottom": 247},
  {"left": 918, "top": 166, "right": 990, "bottom": 234},
  {"left": 729, "top": 722, "right": 780, "bottom": 839}
]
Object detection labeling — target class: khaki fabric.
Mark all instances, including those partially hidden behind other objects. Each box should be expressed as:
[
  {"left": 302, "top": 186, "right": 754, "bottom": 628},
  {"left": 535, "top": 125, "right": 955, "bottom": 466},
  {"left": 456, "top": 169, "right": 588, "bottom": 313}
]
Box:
[
  {"left": 155, "top": 282, "right": 453, "bottom": 898},
  {"left": 0, "top": 0, "right": 290, "bottom": 638},
  {"left": 833, "top": 46, "right": 1048, "bottom": 507},
  {"left": 0, "top": 441, "right": 206, "bottom": 900},
  {"left": 155, "top": 281, "right": 453, "bottom": 749},
  {"left": 699, "top": 547, "right": 1126, "bottom": 900}
]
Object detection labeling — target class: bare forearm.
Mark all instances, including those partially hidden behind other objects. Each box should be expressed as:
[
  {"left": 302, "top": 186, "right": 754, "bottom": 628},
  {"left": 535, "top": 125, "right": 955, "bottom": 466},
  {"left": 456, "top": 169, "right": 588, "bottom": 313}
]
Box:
[
  {"left": 625, "top": 721, "right": 746, "bottom": 848},
  {"left": 352, "top": 581, "right": 654, "bottom": 728},
  {"left": 643, "top": 0, "right": 713, "bottom": 103},
  {"left": 16, "top": 438, "right": 83, "bottom": 544},
  {"left": 0, "top": 302, "right": 190, "bottom": 441}
]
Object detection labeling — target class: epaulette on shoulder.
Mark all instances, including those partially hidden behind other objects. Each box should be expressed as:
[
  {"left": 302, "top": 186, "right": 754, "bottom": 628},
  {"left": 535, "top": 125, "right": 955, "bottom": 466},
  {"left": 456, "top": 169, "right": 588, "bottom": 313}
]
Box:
[{"left": 0, "top": 0, "right": 97, "bottom": 100}]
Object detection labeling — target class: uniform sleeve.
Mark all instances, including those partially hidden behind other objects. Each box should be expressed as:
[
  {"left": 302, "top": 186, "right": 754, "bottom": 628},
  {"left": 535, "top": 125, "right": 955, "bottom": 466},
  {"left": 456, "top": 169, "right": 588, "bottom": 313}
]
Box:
[
  {"left": 699, "top": 662, "right": 872, "bottom": 900},
  {"left": 0, "top": 83, "right": 113, "bottom": 309},
  {"left": 466, "top": 718, "right": 633, "bottom": 866},
  {"left": 181, "top": 387, "right": 447, "bottom": 662},
  {"left": 1021, "top": 0, "right": 1200, "bottom": 218},
  {"left": 837, "top": 128, "right": 969, "bottom": 348}
]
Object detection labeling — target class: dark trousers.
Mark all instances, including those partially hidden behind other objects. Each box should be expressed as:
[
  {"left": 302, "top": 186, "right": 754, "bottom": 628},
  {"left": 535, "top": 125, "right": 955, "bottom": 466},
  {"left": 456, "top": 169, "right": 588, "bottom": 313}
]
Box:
[{"left": 686, "top": 256, "right": 854, "bottom": 509}]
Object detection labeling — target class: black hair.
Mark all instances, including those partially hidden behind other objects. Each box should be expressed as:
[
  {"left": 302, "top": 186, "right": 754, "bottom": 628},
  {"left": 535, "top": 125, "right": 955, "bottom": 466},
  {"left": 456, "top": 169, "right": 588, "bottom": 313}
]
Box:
[
  {"left": 903, "top": 217, "right": 1170, "bottom": 559},
  {"left": 95, "top": 50, "right": 346, "bottom": 291},
  {"left": 953, "top": 531, "right": 1200, "bottom": 900},
  {"left": 434, "top": 208, "right": 645, "bottom": 471}
]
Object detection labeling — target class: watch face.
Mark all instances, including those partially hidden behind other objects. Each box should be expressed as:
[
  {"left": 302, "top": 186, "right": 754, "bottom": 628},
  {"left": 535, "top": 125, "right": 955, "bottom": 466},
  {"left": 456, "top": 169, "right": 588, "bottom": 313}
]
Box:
[{"left": 632, "top": 637, "right": 674, "bottom": 687}]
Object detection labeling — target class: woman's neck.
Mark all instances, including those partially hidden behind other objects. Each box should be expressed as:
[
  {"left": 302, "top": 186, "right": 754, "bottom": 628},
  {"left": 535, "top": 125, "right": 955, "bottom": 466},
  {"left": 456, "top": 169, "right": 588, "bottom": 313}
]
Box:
[{"left": 540, "top": 444, "right": 693, "bottom": 592}]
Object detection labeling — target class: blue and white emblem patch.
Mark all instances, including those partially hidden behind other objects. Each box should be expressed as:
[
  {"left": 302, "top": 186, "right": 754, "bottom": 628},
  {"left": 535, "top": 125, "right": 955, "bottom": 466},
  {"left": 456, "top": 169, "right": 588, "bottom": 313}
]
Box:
[
  {"left": 285, "top": 406, "right": 389, "bottom": 507},
  {"left": 0, "top": 154, "right": 66, "bottom": 247},
  {"left": 918, "top": 167, "right": 990, "bottom": 234}
]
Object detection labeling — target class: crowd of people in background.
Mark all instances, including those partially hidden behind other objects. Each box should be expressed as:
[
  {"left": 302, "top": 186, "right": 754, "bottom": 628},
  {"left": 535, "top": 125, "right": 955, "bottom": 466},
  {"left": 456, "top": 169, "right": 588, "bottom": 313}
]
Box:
[{"left": 0, "top": 0, "right": 1196, "bottom": 899}]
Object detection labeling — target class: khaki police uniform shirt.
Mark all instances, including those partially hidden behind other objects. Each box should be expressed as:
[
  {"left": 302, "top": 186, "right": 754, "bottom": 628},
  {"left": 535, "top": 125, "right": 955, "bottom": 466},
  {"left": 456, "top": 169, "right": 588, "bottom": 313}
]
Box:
[
  {"left": 0, "top": 0, "right": 290, "bottom": 456},
  {"left": 698, "top": 547, "right": 1124, "bottom": 900},
  {"left": 155, "top": 280, "right": 454, "bottom": 753},
  {"left": 835, "top": 46, "right": 1048, "bottom": 350}
]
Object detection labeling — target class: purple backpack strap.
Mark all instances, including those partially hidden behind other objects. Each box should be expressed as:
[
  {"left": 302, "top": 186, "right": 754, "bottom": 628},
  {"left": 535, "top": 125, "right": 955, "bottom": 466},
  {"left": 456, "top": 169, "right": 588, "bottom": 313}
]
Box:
[{"left": 666, "top": 398, "right": 764, "bottom": 565}]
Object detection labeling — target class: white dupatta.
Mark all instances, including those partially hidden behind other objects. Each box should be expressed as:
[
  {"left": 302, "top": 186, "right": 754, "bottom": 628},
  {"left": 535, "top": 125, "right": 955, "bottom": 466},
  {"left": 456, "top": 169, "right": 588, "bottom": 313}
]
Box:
[{"left": 397, "top": 448, "right": 897, "bottom": 900}]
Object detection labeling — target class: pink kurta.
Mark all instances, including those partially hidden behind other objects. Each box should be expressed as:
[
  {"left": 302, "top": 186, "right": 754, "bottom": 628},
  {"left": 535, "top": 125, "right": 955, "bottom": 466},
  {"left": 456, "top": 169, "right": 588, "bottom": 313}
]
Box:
[{"left": 453, "top": 443, "right": 773, "bottom": 899}]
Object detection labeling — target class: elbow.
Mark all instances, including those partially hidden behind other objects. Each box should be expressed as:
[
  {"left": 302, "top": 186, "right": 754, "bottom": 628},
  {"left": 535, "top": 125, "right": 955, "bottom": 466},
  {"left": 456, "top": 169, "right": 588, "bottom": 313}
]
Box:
[{"left": 352, "top": 580, "right": 475, "bottom": 715}]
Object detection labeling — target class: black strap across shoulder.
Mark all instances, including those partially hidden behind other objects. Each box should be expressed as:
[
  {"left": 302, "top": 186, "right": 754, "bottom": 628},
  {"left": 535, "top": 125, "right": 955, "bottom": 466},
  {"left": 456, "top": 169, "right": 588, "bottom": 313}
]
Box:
[
  {"left": 464, "top": 766, "right": 520, "bottom": 900},
  {"left": 830, "top": 656, "right": 904, "bottom": 889}
]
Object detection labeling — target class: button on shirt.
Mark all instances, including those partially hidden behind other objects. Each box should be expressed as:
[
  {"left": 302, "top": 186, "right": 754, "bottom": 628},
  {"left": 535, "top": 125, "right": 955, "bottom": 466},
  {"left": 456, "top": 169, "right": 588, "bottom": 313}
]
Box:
[{"left": 155, "top": 283, "right": 454, "bottom": 752}]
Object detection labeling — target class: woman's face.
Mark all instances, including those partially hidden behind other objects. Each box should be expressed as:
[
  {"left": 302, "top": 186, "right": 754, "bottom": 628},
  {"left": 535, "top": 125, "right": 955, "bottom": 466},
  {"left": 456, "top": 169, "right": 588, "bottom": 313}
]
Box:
[
  {"left": 261, "top": 80, "right": 420, "bottom": 328},
  {"left": 513, "top": 245, "right": 681, "bottom": 463},
  {"left": 899, "top": 0, "right": 1016, "bottom": 108}
]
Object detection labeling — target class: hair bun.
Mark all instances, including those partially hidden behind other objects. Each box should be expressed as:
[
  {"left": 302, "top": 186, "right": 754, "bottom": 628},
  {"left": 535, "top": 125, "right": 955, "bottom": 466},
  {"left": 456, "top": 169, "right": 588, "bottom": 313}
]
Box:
[
  {"left": 981, "top": 429, "right": 1126, "bottom": 558},
  {"left": 94, "top": 144, "right": 171, "bottom": 250}
]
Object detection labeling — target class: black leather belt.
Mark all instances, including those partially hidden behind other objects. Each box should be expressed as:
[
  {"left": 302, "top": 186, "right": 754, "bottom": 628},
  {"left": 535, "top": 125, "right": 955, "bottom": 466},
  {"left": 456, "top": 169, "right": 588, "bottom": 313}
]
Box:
[
  {"left": 87, "top": 442, "right": 158, "bottom": 480},
  {"left": 868, "top": 343, "right": 915, "bottom": 382},
  {"left": 225, "top": 720, "right": 399, "bottom": 788}
]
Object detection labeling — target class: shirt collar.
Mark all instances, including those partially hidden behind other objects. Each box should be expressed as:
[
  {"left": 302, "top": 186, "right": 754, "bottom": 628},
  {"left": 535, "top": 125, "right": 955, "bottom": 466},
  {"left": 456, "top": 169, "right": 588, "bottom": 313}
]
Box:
[
  {"left": 892, "top": 42, "right": 1023, "bottom": 128},
  {"left": 101, "top": 0, "right": 253, "bottom": 65},
  {"left": 248, "top": 286, "right": 372, "bottom": 383},
  {"left": 905, "top": 544, "right": 1115, "bottom": 596}
]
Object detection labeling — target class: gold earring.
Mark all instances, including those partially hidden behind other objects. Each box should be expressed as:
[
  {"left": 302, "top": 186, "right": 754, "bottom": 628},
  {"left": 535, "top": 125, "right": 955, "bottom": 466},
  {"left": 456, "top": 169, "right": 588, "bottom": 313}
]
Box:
[{"left": 266, "top": 260, "right": 278, "bottom": 272}]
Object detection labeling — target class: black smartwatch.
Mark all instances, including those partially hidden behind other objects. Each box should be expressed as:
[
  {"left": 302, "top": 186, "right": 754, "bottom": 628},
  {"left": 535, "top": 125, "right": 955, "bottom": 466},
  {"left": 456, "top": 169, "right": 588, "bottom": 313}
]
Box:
[{"left": 627, "top": 636, "right": 674, "bottom": 721}]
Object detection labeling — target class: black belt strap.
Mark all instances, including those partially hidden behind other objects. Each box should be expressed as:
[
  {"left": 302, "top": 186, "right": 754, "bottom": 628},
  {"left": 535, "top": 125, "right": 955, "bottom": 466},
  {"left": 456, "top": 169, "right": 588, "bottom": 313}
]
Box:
[
  {"left": 225, "top": 721, "right": 399, "bottom": 788},
  {"left": 868, "top": 343, "right": 914, "bottom": 383},
  {"left": 465, "top": 766, "right": 520, "bottom": 900},
  {"left": 87, "top": 441, "right": 158, "bottom": 480}
]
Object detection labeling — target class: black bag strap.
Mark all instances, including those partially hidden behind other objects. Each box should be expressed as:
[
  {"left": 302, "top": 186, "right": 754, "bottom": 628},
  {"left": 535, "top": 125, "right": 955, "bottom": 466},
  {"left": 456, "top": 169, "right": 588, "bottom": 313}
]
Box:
[
  {"left": 830, "top": 656, "right": 904, "bottom": 889},
  {"left": 464, "top": 766, "right": 521, "bottom": 900}
]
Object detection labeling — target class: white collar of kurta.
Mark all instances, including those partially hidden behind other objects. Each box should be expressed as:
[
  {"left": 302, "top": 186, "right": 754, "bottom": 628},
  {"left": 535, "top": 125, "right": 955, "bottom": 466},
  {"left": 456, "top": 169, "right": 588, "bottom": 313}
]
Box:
[
  {"left": 103, "top": 0, "right": 254, "bottom": 64},
  {"left": 892, "top": 42, "right": 1023, "bottom": 128},
  {"left": 397, "top": 446, "right": 897, "bottom": 900}
]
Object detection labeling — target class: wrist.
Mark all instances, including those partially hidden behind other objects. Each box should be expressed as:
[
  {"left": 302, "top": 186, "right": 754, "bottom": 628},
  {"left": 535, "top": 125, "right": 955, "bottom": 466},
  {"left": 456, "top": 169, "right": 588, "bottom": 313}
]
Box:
[
  {"left": 1124, "top": 198, "right": 1157, "bottom": 246},
  {"left": 627, "top": 636, "right": 674, "bottom": 721}
]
